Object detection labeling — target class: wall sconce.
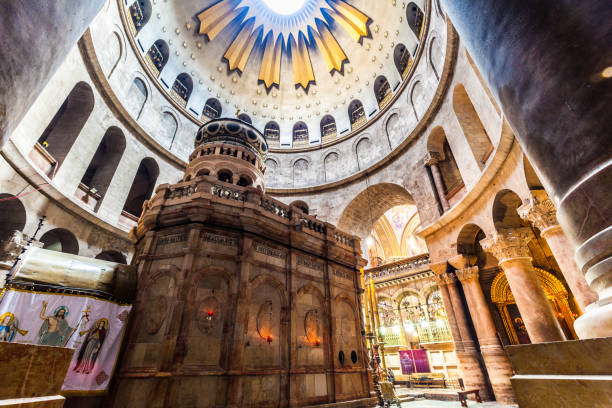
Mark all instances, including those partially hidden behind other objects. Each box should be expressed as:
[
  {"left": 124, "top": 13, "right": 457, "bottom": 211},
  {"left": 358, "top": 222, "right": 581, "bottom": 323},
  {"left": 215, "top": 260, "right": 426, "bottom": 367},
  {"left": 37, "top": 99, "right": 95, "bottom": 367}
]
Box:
[
  {"left": 207, "top": 310, "right": 214, "bottom": 321},
  {"left": 315, "top": 338, "right": 321, "bottom": 347},
  {"left": 267, "top": 335, "right": 273, "bottom": 344}
]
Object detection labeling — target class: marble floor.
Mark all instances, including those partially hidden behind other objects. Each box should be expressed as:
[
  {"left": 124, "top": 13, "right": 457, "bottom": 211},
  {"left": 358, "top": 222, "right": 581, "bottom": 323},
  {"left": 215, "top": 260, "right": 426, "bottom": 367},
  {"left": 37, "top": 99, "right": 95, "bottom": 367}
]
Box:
[{"left": 400, "top": 400, "right": 517, "bottom": 407}]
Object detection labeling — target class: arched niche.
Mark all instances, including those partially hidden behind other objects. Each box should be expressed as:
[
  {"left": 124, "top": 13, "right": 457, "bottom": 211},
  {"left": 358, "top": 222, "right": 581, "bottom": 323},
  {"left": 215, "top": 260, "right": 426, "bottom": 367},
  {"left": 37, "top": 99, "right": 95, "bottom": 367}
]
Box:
[
  {"left": 406, "top": 2, "right": 425, "bottom": 40},
  {"left": 292, "top": 158, "right": 309, "bottom": 186},
  {"left": 146, "top": 40, "right": 169, "bottom": 77},
  {"left": 126, "top": 77, "right": 148, "bottom": 119},
  {"left": 292, "top": 122, "right": 309, "bottom": 146},
  {"left": 39, "top": 228, "right": 79, "bottom": 255},
  {"left": 394, "top": 43, "right": 411, "bottom": 78},
  {"left": 320, "top": 115, "right": 337, "bottom": 139},
  {"left": 37, "top": 82, "right": 95, "bottom": 172},
  {"left": 374, "top": 75, "right": 391, "bottom": 107},
  {"left": 80, "top": 126, "right": 126, "bottom": 206},
  {"left": 0, "top": 194, "right": 27, "bottom": 243},
  {"left": 264, "top": 121, "right": 280, "bottom": 142},
  {"left": 171, "top": 73, "right": 193, "bottom": 106},
  {"left": 348, "top": 99, "right": 365, "bottom": 130},
  {"left": 492, "top": 189, "right": 527, "bottom": 231},
  {"left": 237, "top": 113, "right": 252, "bottom": 124},
  {"left": 427, "top": 126, "right": 466, "bottom": 203},
  {"left": 429, "top": 36, "right": 444, "bottom": 80},
  {"left": 324, "top": 151, "right": 340, "bottom": 182},
  {"left": 160, "top": 111, "right": 178, "bottom": 149},
  {"left": 123, "top": 158, "right": 159, "bottom": 217},
  {"left": 452, "top": 84, "right": 494, "bottom": 170},
  {"left": 128, "top": 0, "right": 152, "bottom": 35},
  {"left": 290, "top": 200, "right": 309, "bottom": 214},
  {"left": 334, "top": 296, "right": 360, "bottom": 367},
  {"left": 202, "top": 98, "right": 222, "bottom": 120}
]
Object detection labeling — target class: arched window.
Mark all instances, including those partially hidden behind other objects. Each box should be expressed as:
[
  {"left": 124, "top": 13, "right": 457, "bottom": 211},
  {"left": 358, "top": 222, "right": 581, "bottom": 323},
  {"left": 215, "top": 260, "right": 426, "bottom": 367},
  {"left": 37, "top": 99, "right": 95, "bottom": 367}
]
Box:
[
  {"left": 96, "top": 250, "right": 127, "bottom": 264},
  {"left": 293, "top": 159, "right": 309, "bottom": 185},
  {"left": 126, "top": 78, "right": 147, "bottom": 119},
  {"left": 123, "top": 158, "right": 159, "bottom": 218},
  {"left": 218, "top": 170, "right": 233, "bottom": 184},
  {"left": 324, "top": 152, "right": 340, "bottom": 182},
  {"left": 427, "top": 127, "right": 466, "bottom": 205},
  {"left": 0, "top": 194, "right": 27, "bottom": 244},
  {"left": 171, "top": 73, "right": 193, "bottom": 107},
  {"left": 292, "top": 122, "right": 309, "bottom": 146},
  {"left": 320, "top": 115, "right": 337, "bottom": 139},
  {"left": 36, "top": 82, "right": 95, "bottom": 174},
  {"left": 264, "top": 121, "right": 280, "bottom": 142},
  {"left": 452, "top": 84, "right": 494, "bottom": 169},
  {"left": 237, "top": 175, "right": 252, "bottom": 187},
  {"left": 290, "top": 200, "right": 309, "bottom": 214},
  {"left": 237, "top": 113, "right": 252, "bottom": 124},
  {"left": 80, "top": 127, "right": 126, "bottom": 210},
  {"left": 374, "top": 76, "right": 391, "bottom": 107},
  {"left": 146, "top": 40, "right": 169, "bottom": 77},
  {"left": 128, "top": 0, "right": 152, "bottom": 35},
  {"left": 348, "top": 100, "right": 366, "bottom": 130},
  {"left": 394, "top": 43, "right": 411, "bottom": 78},
  {"left": 406, "top": 2, "right": 425, "bottom": 40},
  {"left": 160, "top": 111, "right": 178, "bottom": 149},
  {"left": 40, "top": 228, "right": 79, "bottom": 255},
  {"left": 202, "top": 98, "right": 222, "bottom": 120}
]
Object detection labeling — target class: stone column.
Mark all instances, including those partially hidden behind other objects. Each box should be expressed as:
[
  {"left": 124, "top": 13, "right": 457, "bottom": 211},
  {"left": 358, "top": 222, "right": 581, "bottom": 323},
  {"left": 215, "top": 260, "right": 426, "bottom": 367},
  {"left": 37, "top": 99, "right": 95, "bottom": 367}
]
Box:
[
  {"left": 518, "top": 190, "right": 598, "bottom": 311},
  {"left": 424, "top": 152, "right": 450, "bottom": 212},
  {"left": 439, "top": 0, "right": 612, "bottom": 339},
  {"left": 481, "top": 228, "right": 566, "bottom": 343},
  {"left": 454, "top": 262, "right": 516, "bottom": 404},
  {"left": 431, "top": 262, "right": 492, "bottom": 400},
  {"left": 0, "top": 0, "right": 105, "bottom": 149}
]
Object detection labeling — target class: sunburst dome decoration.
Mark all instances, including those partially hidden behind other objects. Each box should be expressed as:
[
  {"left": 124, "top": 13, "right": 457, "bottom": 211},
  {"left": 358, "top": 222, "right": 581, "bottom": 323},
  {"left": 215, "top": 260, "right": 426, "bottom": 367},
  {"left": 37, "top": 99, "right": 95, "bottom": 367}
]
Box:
[{"left": 197, "top": 0, "right": 372, "bottom": 92}]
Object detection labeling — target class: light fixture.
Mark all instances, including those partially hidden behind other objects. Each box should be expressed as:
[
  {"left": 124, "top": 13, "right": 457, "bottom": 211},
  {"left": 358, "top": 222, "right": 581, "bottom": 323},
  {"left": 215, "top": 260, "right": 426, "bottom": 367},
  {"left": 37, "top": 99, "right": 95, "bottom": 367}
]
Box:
[
  {"left": 392, "top": 325, "right": 401, "bottom": 334},
  {"left": 267, "top": 335, "right": 273, "bottom": 344},
  {"left": 262, "top": 0, "right": 306, "bottom": 15}
]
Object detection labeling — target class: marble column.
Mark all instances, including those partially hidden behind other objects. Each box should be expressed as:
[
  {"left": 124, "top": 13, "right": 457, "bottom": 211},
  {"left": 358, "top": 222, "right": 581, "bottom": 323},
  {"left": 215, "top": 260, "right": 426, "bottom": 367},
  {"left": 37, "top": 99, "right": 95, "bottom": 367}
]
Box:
[
  {"left": 424, "top": 152, "right": 450, "bottom": 212},
  {"left": 518, "top": 190, "right": 598, "bottom": 311},
  {"left": 439, "top": 0, "right": 612, "bottom": 339},
  {"left": 481, "top": 228, "right": 566, "bottom": 343},
  {"left": 0, "top": 0, "right": 105, "bottom": 149},
  {"left": 431, "top": 262, "right": 492, "bottom": 400},
  {"left": 453, "top": 262, "right": 516, "bottom": 404}
]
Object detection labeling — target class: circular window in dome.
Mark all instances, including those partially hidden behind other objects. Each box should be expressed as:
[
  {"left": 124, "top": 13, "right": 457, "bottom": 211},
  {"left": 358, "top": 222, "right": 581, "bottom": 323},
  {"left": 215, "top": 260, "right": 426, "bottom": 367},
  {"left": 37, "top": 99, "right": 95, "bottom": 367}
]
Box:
[{"left": 262, "top": 0, "right": 306, "bottom": 15}]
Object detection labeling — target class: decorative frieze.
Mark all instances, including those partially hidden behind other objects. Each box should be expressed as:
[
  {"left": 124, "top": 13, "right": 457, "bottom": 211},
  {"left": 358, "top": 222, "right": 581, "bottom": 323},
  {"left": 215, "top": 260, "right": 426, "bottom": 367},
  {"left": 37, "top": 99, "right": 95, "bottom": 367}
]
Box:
[
  {"left": 254, "top": 242, "right": 287, "bottom": 259},
  {"left": 479, "top": 228, "right": 534, "bottom": 263},
  {"left": 202, "top": 232, "right": 238, "bottom": 247},
  {"left": 517, "top": 190, "right": 559, "bottom": 233},
  {"left": 297, "top": 256, "right": 324, "bottom": 272}
]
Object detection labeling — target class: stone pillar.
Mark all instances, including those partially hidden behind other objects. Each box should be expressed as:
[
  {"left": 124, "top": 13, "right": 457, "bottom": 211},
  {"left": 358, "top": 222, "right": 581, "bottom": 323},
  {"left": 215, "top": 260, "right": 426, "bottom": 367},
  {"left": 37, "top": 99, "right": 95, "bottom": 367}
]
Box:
[
  {"left": 431, "top": 261, "right": 492, "bottom": 400},
  {"left": 518, "top": 190, "right": 598, "bottom": 311},
  {"left": 424, "top": 152, "right": 450, "bottom": 212},
  {"left": 0, "top": 0, "right": 105, "bottom": 149},
  {"left": 439, "top": 0, "right": 612, "bottom": 339},
  {"left": 454, "top": 262, "right": 516, "bottom": 404},
  {"left": 480, "top": 228, "right": 566, "bottom": 343}
]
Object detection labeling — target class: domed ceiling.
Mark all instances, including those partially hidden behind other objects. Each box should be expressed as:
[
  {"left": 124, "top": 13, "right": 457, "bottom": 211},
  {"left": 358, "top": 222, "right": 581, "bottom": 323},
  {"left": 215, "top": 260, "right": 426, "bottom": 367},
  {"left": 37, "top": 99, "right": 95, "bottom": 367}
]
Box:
[{"left": 121, "top": 0, "right": 427, "bottom": 149}]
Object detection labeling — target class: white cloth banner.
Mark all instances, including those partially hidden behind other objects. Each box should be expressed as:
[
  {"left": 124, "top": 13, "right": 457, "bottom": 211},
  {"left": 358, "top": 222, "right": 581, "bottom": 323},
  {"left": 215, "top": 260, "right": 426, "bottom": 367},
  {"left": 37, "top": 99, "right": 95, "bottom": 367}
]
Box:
[{"left": 0, "top": 289, "right": 131, "bottom": 393}]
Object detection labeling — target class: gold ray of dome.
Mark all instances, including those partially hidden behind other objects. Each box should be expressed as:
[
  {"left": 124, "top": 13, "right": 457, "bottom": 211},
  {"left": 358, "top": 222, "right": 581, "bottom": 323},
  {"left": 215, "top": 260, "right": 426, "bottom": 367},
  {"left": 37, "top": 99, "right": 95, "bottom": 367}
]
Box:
[{"left": 197, "top": 0, "right": 371, "bottom": 91}]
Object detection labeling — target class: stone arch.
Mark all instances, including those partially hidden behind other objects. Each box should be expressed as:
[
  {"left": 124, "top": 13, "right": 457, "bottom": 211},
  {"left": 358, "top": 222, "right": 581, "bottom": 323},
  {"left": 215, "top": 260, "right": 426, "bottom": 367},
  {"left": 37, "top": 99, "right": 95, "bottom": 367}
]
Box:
[
  {"left": 427, "top": 126, "right": 465, "bottom": 200},
  {"left": 296, "top": 284, "right": 326, "bottom": 308},
  {"left": 492, "top": 189, "right": 527, "bottom": 231},
  {"left": 421, "top": 282, "right": 442, "bottom": 304},
  {"left": 394, "top": 43, "right": 411, "bottom": 77},
  {"left": 0, "top": 194, "right": 27, "bottom": 243},
  {"left": 385, "top": 111, "right": 400, "bottom": 147},
  {"left": 406, "top": 2, "right": 425, "bottom": 39},
  {"left": 355, "top": 136, "right": 375, "bottom": 171},
  {"left": 126, "top": 76, "right": 148, "bottom": 119},
  {"left": 409, "top": 79, "right": 424, "bottom": 120},
  {"left": 393, "top": 288, "right": 421, "bottom": 305},
  {"left": 338, "top": 183, "right": 414, "bottom": 239},
  {"left": 95, "top": 250, "right": 127, "bottom": 264},
  {"left": 123, "top": 157, "right": 159, "bottom": 217},
  {"left": 324, "top": 150, "right": 341, "bottom": 182},
  {"left": 203, "top": 98, "right": 222, "bottom": 119},
  {"left": 146, "top": 40, "right": 169, "bottom": 76},
  {"left": 290, "top": 200, "right": 309, "bottom": 214},
  {"left": 105, "top": 31, "right": 123, "bottom": 78},
  {"left": 81, "top": 126, "right": 126, "bottom": 206},
  {"left": 292, "top": 158, "right": 309, "bottom": 186},
  {"left": 428, "top": 35, "right": 444, "bottom": 80},
  {"left": 453, "top": 84, "right": 494, "bottom": 169},
  {"left": 190, "top": 265, "right": 234, "bottom": 291},
  {"left": 37, "top": 82, "right": 95, "bottom": 171},
  {"left": 160, "top": 111, "right": 178, "bottom": 149},
  {"left": 172, "top": 73, "right": 193, "bottom": 105},
  {"left": 128, "top": 0, "right": 152, "bottom": 34},
  {"left": 265, "top": 157, "right": 279, "bottom": 171},
  {"left": 39, "top": 228, "right": 79, "bottom": 255},
  {"left": 333, "top": 293, "right": 361, "bottom": 366}
]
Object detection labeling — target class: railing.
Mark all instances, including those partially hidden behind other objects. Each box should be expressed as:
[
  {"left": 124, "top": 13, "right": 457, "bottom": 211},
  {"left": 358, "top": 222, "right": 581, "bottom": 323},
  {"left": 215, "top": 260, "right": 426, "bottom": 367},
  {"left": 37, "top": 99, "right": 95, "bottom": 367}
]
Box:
[
  {"left": 167, "top": 184, "right": 197, "bottom": 199},
  {"left": 300, "top": 217, "right": 326, "bottom": 234},
  {"left": 367, "top": 254, "right": 430, "bottom": 279},
  {"left": 380, "top": 332, "right": 402, "bottom": 347},
  {"left": 210, "top": 184, "right": 245, "bottom": 201},
  {"left": 261, "top": 197, "right": 290, "bottom": 219},
  {"left": 417, "top": 321, "right": 453, "bottom": 344}
]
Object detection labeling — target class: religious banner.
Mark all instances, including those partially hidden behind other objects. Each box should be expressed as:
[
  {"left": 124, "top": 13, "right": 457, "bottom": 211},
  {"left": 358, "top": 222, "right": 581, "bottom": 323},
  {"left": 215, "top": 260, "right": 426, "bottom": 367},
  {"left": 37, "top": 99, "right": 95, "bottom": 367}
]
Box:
[
  {"left": 399, "top": 349, "right": 431, "bottom": 374},
  {"left": 0, "top": 288, "right": 131, "bottom": 394}
]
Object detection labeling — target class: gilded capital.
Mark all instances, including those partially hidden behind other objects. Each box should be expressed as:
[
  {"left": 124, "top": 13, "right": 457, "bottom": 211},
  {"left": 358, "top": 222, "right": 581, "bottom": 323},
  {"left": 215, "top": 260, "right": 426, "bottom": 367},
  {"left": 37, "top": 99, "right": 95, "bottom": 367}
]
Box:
[
  {"left": 517, "top": 190, "right": 558, "bottom": 233},
  {"left": 456, "top": 266, "right": 479, "bottom": 282},
  {"left": 479, "top": 228, "right": 534, "bottom": 263},
  {"left": 423, "top": 151, "right": 443, "bottom": 167}
]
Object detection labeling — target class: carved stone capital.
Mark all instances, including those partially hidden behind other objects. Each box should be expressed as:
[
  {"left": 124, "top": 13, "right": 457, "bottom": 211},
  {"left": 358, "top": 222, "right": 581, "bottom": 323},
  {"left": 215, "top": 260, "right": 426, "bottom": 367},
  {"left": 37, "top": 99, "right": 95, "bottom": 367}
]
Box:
[
  {"left": 517, "top": 190, "right": 559, "bottom": 233},
  {"left": 456, "top": 266, "right": 479, "bottom": 282},
  {"left": 480, "top": 228, "right": 534, "bottom": 264},
  {"left": 440, "top": 272, "right": 458, "bottom": 285},
  {"left": 429, "top": 261, "right": 448, "bottom": 277},
  {"left": 423, "top": 151, "right": 443, "bottom": 167},
  {"left": 448, "top": 254, "right": 477, "bottom": 270}
]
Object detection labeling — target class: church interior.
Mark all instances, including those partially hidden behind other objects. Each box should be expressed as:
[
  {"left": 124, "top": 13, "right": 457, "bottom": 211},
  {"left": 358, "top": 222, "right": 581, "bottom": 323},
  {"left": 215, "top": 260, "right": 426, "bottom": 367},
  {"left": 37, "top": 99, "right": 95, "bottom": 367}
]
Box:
[{"left": 0, "top": 0, "right": 610, "bottom": 407}]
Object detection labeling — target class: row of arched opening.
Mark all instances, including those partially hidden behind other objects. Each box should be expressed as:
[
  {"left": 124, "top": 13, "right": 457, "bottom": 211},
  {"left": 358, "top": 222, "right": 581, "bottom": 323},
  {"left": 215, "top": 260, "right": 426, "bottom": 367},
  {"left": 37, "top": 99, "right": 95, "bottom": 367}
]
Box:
[{"left": 33, "top": 82, "right": 160, "bottom": 220}]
